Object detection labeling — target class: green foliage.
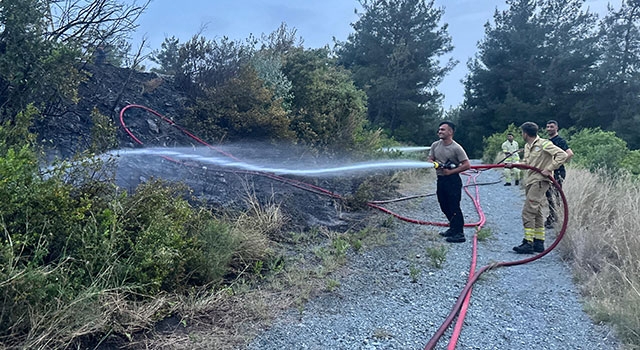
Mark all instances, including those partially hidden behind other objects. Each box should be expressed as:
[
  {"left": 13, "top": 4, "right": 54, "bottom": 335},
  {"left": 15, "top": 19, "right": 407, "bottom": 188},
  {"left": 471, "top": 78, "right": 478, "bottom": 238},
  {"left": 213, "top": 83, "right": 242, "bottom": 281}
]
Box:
[
  {"left": 107, "top": 180, "right": 271, "bottom": 293},
  {"left": 0, "top": 141, "right": 273, "bottom": 346},
  {"left": 408, "top": 264, "right": 421, "bottom": 283},
  {"left": 0, "top": 108, "right": 81, "bottom": 267},
  {"left": 568, "top": 128, "right": 630, "bottom": 173},
  {"left": 283, "top": 47, "right": 372, "bottom": 152},
  {"left": 458, "top": 0, "right": 600, "bottom": 157},
  {"left": 250, "top": 52, "right": 294, "bottom": 107},
  {"left": 0, "top": 0, "right": 85, "bottom": 121},
  {"left": 0, "top": 120, "right": 93, "bottom": 338},
  {"left": 573, "top": 1, "right": 640, "bottom": 150},
  {"left": 476, "top": 227, "right": 493, "bottom": 241},
  {"left": 192, "top": 219, "right": 236, "bottom": 283},
  {"left": 150, "top": 36, "right": 181, "bottom": 75},
  {"left": 481, "top": 124, "right": 523, "bottom": 164},
  {"left": 89, "top": 107, "right": 118, "bottom": 153},
  {"left": 621, "top": 150, "right": 640, "bottom": 176},
  {"left": 185, "top": 66, "right": 295, "bottom": 142},
  {"left": 174, "top": 35, "right": 255, "bottom": 96},
  {"left": 0, "top": 105, "right": 38, "bottom": 151},
  {"left": 326, "top": 279, "right": 341, "bottom": 291},
  {"left": 426, "top": 244, "right": 448, "bottom": 269},
  {"left": 161, "top": 31, "right": 380, "bottom": 154},
  {"left": 337, "top": 0, "right": 454, "bottom": 145},
  {"left": 331, "top": 236, "right": 350, "bottom": 258}
]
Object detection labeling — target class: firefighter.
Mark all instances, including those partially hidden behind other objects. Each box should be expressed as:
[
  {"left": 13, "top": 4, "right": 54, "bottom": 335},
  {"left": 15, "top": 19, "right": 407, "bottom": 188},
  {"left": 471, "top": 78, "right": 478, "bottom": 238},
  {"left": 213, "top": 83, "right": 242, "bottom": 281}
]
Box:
[
  {"left": 501, "top": 133, "right": 521, "bottom": 186},
  {"left": 513, "top": 122, "right": 568, "bottom": 254}
]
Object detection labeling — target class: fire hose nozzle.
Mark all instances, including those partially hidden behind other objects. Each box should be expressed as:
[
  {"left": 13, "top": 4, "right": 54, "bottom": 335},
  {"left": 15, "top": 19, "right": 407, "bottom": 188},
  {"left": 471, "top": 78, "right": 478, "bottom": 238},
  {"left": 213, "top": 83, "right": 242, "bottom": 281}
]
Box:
[{"left": 434, "top": 161, "right": 457, "bottom": 169}]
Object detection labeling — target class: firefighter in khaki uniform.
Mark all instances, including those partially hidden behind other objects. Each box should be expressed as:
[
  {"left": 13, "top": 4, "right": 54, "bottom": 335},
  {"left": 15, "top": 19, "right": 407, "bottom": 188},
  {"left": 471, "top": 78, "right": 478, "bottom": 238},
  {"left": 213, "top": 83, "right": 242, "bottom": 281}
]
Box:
[
  {"left": 501, "top": 133, "right": 521, "bottom": 186},
  {"left": 512, "top": 122, "right": 568, "bottom": 254}
]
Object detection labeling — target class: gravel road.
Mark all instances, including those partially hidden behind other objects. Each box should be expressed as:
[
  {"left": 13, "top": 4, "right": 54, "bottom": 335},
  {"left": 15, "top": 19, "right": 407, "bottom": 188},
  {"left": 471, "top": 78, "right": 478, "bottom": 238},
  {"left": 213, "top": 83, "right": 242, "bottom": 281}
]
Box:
[{"left": 246, "top": 165, "right": 620, "bottom": 350}]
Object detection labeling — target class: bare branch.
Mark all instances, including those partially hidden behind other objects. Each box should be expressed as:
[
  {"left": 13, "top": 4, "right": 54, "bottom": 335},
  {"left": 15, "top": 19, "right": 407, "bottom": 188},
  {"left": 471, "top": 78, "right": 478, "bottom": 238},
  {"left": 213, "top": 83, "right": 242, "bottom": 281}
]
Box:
[{"left": 44, "top": 0, "right": 149, "bottom": 47}]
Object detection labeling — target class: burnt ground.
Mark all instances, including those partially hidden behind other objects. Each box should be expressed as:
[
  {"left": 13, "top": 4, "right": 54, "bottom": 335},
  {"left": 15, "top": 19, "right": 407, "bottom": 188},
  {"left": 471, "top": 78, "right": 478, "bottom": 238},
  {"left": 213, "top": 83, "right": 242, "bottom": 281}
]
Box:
[
  {"left": 112, "top": 144, "right": 389, "bottom": 232},
  {"left": 35, "top": 62, "right": 395, "bottom": 236}
]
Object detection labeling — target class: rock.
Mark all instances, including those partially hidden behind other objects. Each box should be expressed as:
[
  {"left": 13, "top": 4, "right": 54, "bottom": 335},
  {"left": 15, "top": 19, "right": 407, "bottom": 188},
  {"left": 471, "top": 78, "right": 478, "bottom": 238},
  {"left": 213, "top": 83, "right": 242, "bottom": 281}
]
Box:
[{"left": 147, "top": 119, "right": 159, "bottom": 133}]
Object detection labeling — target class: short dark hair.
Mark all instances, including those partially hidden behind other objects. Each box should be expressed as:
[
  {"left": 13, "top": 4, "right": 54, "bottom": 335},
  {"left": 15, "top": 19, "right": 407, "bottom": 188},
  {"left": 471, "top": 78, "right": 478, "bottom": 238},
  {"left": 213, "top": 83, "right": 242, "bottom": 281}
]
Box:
[
  {"left": 546, "top": 120, "right": 558, "bottom": 126},
  {"left": 507, "top": 132, "right": 514, "bottom": 136},
  {"left": 520, "top": 122, "right": 539, "bottom": 137},
  {"left": 439, "top": 121, "right": 456, "bottom": 132}
]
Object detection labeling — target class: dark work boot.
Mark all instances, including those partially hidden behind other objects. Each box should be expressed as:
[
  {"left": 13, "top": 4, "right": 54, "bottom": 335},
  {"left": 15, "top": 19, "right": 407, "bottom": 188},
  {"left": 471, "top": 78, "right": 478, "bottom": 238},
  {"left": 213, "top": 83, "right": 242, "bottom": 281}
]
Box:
[
  {"left": 533, "top": 239, "right": 545, "bottom": 253},
  {"left": 515, "top": 180, "right": 520, "bottom": 186},
  {"left": 439, "top": 229, "right": 454, "bottom": 237},
  {"left": 504, "top": 182, "right": 512, "bottom": 186},
  {"left": 446, "top": 232, "right": 465, "bottom": 243},
  {"left": 544, "top": 217, "right": 555, "bottom": 229},
  {"left": 513, "top": 239, "right": 534, "bottom": 254}
]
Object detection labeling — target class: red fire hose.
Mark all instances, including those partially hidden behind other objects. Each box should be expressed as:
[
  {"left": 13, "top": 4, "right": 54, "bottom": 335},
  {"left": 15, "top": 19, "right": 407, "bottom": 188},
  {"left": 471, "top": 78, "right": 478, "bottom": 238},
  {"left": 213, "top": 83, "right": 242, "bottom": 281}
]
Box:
[{"left": 424, "top": 163, "right": 569, "bottom": 350}]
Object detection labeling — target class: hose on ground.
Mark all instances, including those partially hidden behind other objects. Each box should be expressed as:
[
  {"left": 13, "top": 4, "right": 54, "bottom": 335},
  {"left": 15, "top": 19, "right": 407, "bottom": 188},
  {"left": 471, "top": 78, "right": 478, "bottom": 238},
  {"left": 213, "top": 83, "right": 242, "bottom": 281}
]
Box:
[{"left": 424, "top": 163, "right": 569, "bottom": 350}]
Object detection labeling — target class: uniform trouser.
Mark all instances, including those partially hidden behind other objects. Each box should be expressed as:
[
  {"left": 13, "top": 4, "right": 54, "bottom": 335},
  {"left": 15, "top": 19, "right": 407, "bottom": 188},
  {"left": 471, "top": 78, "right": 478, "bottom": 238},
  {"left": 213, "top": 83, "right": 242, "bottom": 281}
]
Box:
[
  {"left": 522, "top": 181, "right": 550, "bottom": 230},
  {"left": 437, "top": 174, "right": 464, "bottom": 234},
  {"left": 545, "top": 175, "right": 564, "bottom": 222},
  {"left": 503, "top": 167, "right": 521, "bottom": 183}
]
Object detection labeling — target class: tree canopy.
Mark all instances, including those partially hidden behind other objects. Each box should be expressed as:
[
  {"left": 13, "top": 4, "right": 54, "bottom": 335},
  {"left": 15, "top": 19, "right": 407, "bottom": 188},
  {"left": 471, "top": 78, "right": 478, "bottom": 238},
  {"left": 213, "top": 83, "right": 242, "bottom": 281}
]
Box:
[
  {"left": 458, "top": 0, "right": 640, "bottom": 155},
  {"left": 337, "top": 0, "right": 455, "bottom": 145}
]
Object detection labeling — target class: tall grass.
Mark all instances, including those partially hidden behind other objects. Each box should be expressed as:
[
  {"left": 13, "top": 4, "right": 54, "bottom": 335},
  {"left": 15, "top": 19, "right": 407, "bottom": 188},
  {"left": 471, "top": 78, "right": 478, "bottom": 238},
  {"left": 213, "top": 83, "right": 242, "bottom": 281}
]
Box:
[{"left": 560, "top": 168, "right": 640, "bottom": 347}]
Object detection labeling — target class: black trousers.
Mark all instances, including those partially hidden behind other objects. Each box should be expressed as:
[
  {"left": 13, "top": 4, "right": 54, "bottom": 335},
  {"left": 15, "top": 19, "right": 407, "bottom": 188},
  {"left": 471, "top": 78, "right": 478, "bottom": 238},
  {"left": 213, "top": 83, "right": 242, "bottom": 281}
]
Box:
[
  {"left": 545, "top": 172, "right": 565, "bottom": 222},
  {"left": 436, "top": 174, "right": 464, "bottom": 234}
]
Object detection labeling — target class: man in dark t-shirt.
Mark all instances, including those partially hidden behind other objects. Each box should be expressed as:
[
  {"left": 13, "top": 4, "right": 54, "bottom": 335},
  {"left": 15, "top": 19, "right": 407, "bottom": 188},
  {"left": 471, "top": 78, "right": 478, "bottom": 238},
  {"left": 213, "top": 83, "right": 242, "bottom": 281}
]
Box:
[{"left": 545, "top": 120, "right": 574, "bottom": 228}]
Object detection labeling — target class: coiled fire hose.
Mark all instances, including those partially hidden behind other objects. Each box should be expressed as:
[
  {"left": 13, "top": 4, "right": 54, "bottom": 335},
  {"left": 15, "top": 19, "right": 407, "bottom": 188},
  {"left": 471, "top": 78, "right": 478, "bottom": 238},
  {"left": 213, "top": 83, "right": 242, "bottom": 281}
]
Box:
[{"left": 118, "top": 105, "right": 569, "bottom": 350}]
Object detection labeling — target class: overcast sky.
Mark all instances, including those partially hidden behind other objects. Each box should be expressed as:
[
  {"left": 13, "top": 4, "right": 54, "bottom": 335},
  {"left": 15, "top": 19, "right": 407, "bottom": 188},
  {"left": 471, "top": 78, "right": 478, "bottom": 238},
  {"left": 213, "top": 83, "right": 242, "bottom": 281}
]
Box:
[{"left": 131, "top": 0, "right": 617, "bottom": 109}]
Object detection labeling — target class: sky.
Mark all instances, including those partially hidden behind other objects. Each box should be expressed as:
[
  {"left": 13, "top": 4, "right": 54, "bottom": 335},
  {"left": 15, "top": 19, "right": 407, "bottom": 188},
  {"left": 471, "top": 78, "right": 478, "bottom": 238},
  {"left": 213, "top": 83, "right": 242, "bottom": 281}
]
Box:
[{"left": 131, "top": 0, "right": 616, "bottom": 109}]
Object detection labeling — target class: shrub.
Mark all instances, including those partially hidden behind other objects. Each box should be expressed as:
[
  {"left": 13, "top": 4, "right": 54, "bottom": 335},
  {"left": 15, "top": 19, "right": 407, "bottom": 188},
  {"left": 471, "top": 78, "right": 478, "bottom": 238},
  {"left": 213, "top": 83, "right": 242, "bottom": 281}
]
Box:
[
  {"left": 568, "top": 128, "right": 629, "bottom": 173},
  {"left": 620, "top": 149, "right": 640, "bottom": 176},
  {"left": 185, "top": 66, "right": 295, "bottom": 143},
  {"left": 283, "top": 48, "right": 372, "bottom": 153},
  {"left": 89, "top": 107, "right": 118, "bottom": 154}
]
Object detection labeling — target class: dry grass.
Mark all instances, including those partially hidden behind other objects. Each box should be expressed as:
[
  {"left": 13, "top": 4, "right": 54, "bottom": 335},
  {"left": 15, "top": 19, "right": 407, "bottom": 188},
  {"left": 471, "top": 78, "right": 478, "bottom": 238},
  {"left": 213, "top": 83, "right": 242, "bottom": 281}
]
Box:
[
  {"left": 395, "top": 168, "right": 435, "bottom": 193},
  {"left": 17, "top": 284, "right": 180, "bottom": 349},
  {"left": 227, "top": 182, "right": 288, "bottom": 267},
  {"left": 4, "top": 176, "right": 401, "bottom": 349},
  {"left": 132, "top": 186, "right": 358, "bottom": 349},
  {"left": 137, "top": 253, "right": 331, "bottom": 350},
  {"left": 560, "top": 168, "right": 640, "bottom": 347}
]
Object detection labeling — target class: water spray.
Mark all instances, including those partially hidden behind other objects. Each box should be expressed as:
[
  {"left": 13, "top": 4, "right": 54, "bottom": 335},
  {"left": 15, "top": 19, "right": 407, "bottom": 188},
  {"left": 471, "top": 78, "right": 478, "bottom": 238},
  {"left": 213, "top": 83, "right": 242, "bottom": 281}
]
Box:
[
  {"left": 114, "top": 148, "right": 435, "bottom": 176},
  {"left": 381, "top": 146, "right": 431, "bottom": 153}
]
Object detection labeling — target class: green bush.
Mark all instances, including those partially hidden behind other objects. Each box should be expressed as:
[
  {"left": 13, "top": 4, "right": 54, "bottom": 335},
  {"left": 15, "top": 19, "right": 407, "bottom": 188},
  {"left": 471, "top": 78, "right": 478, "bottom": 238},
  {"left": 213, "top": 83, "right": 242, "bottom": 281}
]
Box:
[
  {"left": 109, "top": 180, "right": 231, "bottom": 293},
  {"left": 89, "top": 107, "right": 118, "bottom": 154},
  {"left": 0, "top": 108, "right": 90, "bottom": 340},
  {"left": 568, "top": 128, "right": 630, "bottom": 173},
  {"left": 621, "top": 150, "right": 640, "bottom": 176},
  {"left": 283, "top": 48, "right": 373, "bottom": 153},
  {"left": 0, "top": 111, "right": 255, "bottom": 345},
  {"left": 185, "top": 66, "right": 295, "bottom": 143}
]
